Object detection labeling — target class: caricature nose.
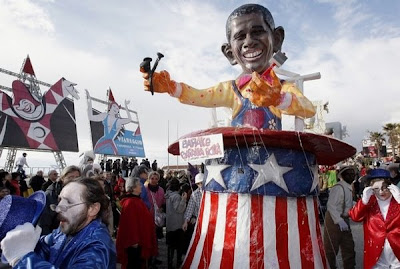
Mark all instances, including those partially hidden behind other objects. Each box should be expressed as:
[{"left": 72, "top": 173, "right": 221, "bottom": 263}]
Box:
[{"left": 243, "top": 34, "right": 256, "bottom": 48}]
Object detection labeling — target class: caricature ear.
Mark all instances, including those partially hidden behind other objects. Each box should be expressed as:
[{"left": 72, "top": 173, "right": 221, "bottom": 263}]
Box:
[
  {"left": 221, "top": 43, "right": 237, "bottom": 65},
  {"left": 273, "top": 26, "right": 285, "bottom": 53}
]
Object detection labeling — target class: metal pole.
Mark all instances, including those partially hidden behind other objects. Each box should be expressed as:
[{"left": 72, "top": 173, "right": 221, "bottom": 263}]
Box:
[
  {"left": 167, "top": 120, "right": 170, "bottom": 168},
  {"left": 176, "top": 122, "right": 179, "bottom": 166}
]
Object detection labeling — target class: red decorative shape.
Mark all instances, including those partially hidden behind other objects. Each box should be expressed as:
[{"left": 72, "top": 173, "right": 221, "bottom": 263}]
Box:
[
  {"left": 167, "top": 127, "right": 356, "bottom": 165},
  {"left": 22, "top": 56, "right": 35, "bottom": 76}
]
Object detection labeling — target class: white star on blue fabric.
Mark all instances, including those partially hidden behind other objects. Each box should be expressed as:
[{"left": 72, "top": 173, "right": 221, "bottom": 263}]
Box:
[
  {"left": 205, "top": 163, "right": 231, "bottom": 189},
  {"left": 249, "top": 153, "right": 292, "bottom": 192},
  {"left": 309, "top": 164, "right": 320, "bottom": 192}
]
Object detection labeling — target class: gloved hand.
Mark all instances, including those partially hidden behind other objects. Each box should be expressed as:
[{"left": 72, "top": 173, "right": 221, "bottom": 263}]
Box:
[
  {"left": 362, "top": 186, "right": 374, "bottom": 205},
  {"left": 246, "top": 70, "right": 282, "bottom": 107},
  {"left": 337, "top": 219, "right": 349, "bottom": 232},
  {"left": 388, "top": 184, "right": 400, "bottom": 203},
  {"left": 140, "top": 69, "right": 180, "bottom": 97},
  {"left": 0, "top": 223, "right": 41, "bottom": 266}
]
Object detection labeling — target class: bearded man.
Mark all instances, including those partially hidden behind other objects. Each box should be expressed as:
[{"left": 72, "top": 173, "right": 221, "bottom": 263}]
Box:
[{"left": 0, "top": 177, "right": 116, "bottom": 268}]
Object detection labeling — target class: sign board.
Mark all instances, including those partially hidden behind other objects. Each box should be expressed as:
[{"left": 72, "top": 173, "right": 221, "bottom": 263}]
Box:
[{"left": 179, "top": 133, "right": 224, "bottom": 161}]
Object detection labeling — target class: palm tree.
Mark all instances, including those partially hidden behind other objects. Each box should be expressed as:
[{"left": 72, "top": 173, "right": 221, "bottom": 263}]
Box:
[
  {"left": 383, "top": 123, "right": 400, "bottom": 157},
  {"left": 369, "top": 131, "right": 385, "bottom": 158}
]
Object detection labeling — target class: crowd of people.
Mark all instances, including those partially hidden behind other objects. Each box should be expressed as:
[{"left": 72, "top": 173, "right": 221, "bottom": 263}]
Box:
[
  {"left": 319, "top": 157, "right": 400, "bottom": 269},
  {"left": 0, "top": 154, "right": 203, "bottom": 269}
]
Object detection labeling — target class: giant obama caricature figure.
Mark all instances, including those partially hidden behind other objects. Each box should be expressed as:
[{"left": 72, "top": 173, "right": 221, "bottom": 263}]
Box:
[
  {"left": 138, "top": 4, "right": 345, "bottom": 269},
  {"left": 141, "top": 4, "right": 315, "bottom": 130}
]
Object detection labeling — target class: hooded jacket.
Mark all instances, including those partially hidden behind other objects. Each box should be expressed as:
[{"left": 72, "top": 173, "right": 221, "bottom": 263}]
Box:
[{"left": 165, "top": 190, "right": 186, "bottom": 232}]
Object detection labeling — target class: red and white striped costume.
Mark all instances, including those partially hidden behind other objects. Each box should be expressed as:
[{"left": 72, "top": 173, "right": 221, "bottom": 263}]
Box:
[{"left": 183, "top": 192, "right": 327, "bottom": 269}]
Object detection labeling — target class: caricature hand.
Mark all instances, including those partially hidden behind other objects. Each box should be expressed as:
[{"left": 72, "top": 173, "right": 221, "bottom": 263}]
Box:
[
  {"left": 246, "top": 70, "right": 282, "bottom": 107},
  {"left": 140, "top": 69, "right": 180, "bottom": 96},
  {"left": 388, "top": 184, "right": 400, "bottom": 203},
  {"left": 362, "top": 186, "right": 374, "bottom": 205},
  {"left": 0, "top": 223, "right": 41, "bottom": 266}
]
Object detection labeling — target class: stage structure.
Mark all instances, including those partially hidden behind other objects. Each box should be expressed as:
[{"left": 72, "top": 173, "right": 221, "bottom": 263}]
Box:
[
  {"left": 0, "top": 56, "right": 80, "bottom": 171},
  {"left": 87, "top": 88, "right": 145, "bottom": 158}
]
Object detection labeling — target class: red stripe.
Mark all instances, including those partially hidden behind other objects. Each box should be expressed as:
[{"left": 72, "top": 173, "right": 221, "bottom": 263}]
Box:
[
  {"left": 297, "top": 197, "right": 314, "bottom": 268},
  {"left": 182, "top": 191, "right": 207, "bottom": 269},
  {"left": 220, "top": 193, "right": 238, "bottom": 269},
  {"left": 250, "top": 195, "right": 264, "bottom": 269},
  {"left": 313, "top": 197, "right": 327, "bottom": 268},
  {"left": 198, "top": 192, "right": 219, "bottom": 268},
  {"left": 275, "top": 197, "right": 289, "bottom": 269}
]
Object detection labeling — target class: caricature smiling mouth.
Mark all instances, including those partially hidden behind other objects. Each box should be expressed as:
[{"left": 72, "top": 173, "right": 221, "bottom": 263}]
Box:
[{"left": 243, "top": 50, "right": 263, "bottom": 59}]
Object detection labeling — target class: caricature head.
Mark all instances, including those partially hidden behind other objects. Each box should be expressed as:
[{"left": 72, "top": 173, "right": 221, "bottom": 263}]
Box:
[
  {"left": 222, "top": 4, "right": 285, "bottom": 74},
  {"left": 108, "top": 102, "right": 120, "bottom": 116}
]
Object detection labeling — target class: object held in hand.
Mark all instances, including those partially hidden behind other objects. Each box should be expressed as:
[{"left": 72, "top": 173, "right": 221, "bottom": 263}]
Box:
[
  {"left": 261, "top": 50, "right": 287, "bottom": 81},
  {"left": 140, "top": 52, "right": 164, "bottom": 95}
]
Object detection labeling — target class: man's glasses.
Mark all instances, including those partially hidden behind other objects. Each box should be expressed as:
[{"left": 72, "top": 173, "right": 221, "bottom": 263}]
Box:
[{"left": 50, "top": 202, "right": 86, "bottom": 212}]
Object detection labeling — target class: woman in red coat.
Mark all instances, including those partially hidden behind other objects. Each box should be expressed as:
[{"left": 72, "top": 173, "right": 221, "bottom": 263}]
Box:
[
  {"left": 116, "top": 177, "right": 157, "bottom": 269},
  {"left": 349, "top": 168, "right": 400, "bottom": 269}
]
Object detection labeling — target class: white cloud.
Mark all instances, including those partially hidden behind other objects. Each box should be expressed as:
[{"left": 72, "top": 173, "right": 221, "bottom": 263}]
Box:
[{"left": 0, "top": 0, "right": 55, "bottom": 33}]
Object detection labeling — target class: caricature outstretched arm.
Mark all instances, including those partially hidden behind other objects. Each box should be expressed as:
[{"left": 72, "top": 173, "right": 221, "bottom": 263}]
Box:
[
  {"left": 118, "top": 100, "right": 134, "bottom": 125},
  {"left": 141, "top": 69, "right": 315, "bottom": 119},
  {"left": 85, "top": 90, "right": 106, "bottom": 122}
]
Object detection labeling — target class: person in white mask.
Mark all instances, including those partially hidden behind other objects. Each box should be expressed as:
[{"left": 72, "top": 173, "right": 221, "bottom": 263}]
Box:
[{"left": 350, "top": 168, "right": 400, "bottom": 269}]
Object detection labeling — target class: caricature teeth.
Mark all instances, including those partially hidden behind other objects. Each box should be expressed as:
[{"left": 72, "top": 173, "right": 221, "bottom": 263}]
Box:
[{"left": 244, "top": 50, "right": 262, "bottom": 58}]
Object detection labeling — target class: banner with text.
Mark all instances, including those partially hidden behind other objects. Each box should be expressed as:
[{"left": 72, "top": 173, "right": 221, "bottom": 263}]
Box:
[{"left": 179, "top": 134, "right": 224, "bottom": 161}]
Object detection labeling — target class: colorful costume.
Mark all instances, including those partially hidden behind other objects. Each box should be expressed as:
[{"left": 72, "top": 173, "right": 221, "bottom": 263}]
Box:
[
  {"left": 349, "top": 196, "right": 400, "bottom": 269},
  {"left": 116, "top": 194, "right": 157, "bottom": 269},
  {"left": 14, "top": 219, "right": 116, "bottom": 269},
  {"left": 176, "top": 74, "right": 315, "bottom": 129}
]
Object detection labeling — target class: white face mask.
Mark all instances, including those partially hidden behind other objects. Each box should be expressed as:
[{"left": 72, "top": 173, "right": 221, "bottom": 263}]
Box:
[
  {"left": 371, "top": 180, "right": 392, "bottom": 201},
  {"left": 57, "top": 182, "right": 89, "bottom": 235}
]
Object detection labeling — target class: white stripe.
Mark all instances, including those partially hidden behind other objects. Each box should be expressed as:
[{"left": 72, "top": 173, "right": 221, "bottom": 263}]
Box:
[
  {"left": 233, "top": 194, "right": 251, "bottom": 269},
  {"left": 307, "top": 197, "right": 324, "bottom": 269},
  {"left": 287, "top": 197, "right": 301, "bottom": 268},
  {"left": 209, "top": 192, "right": 228, "bottom": 268},
  {"left": 190, "top": 191, "right": 211, "bottom": 268},
  {"left": 263, "top": 196, "right": 279, "bottom": 268}
]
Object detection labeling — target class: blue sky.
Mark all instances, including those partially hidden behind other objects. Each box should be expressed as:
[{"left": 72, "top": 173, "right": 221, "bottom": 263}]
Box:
[{"left": 1, "top": 0, "right": 400, "bottom": 169}]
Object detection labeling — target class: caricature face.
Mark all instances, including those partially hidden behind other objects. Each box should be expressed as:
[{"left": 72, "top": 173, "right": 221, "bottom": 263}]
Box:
[
  {"left": 57, "top": 182, "right": 89, "bottom": 235},
  {"left": 371, "top": 180, "right": 392, "bottom": 201},
  {"left": 228, "top": 13, "right": 275, "bottom": 74},
  {"left": 109, "top": 103, "right": 119, "bottom": 116}
]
